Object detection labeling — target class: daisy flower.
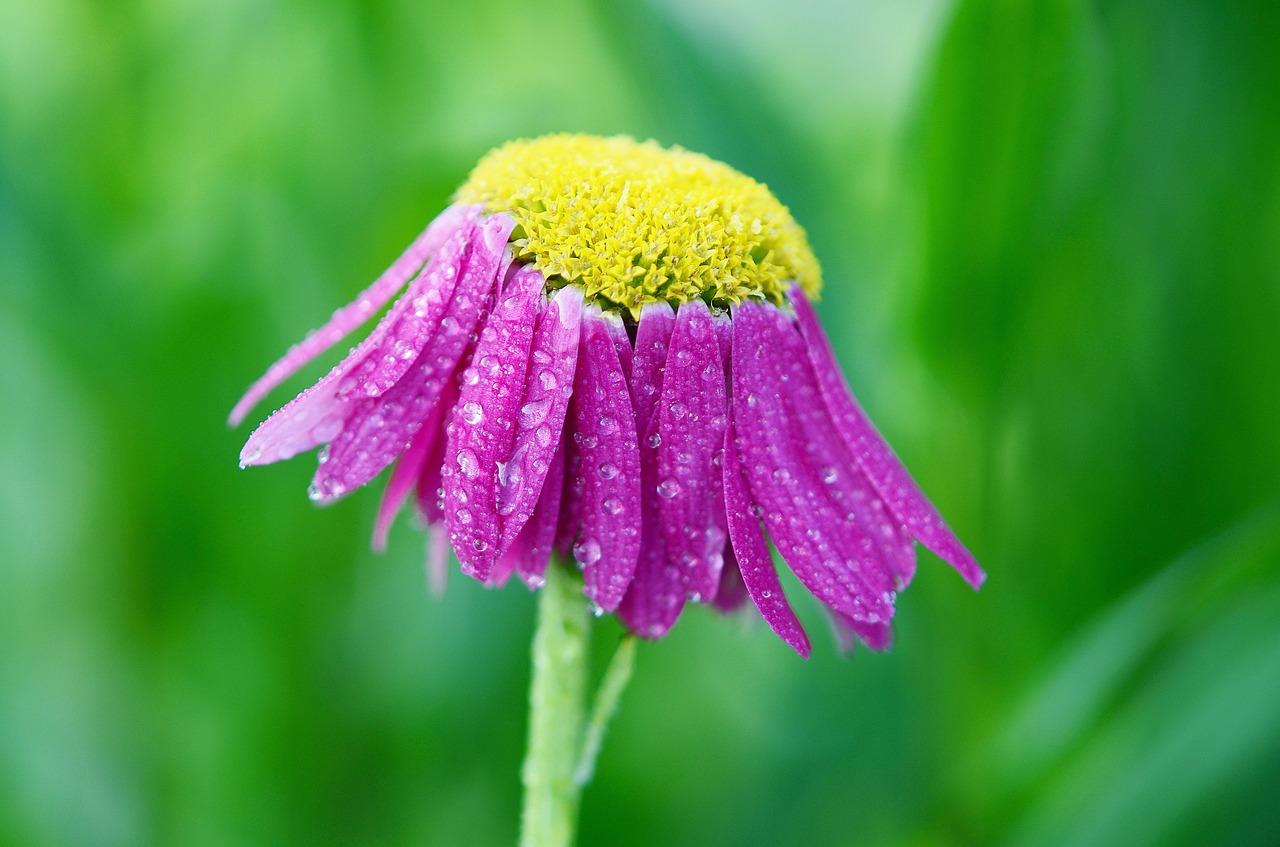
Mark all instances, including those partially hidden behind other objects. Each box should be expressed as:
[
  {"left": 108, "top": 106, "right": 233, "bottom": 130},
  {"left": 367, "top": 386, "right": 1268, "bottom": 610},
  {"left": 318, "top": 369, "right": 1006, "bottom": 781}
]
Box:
[{"left": 231, "top": 134, "right": 983, "bottom": 657}]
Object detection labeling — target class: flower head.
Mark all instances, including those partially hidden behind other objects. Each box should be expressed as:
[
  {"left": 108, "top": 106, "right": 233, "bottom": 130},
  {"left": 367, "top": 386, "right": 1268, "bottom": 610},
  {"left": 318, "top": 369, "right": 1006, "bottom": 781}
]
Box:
[{"left": 232, "top": 134, "right": 982, "bottom": 656}]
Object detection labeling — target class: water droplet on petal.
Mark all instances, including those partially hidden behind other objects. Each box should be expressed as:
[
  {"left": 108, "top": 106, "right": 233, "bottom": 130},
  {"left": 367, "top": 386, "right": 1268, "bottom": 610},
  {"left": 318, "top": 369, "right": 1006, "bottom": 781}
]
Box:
[
  {"left": 461, "top": 402, "right": 483, "bottom": 425},
  {"left": 657, "top": 478, "right": 681, "bottom": 499},
  {"left": 574, "top": 538, "right": 602, "bottom": 567},
  {"left": 520, "top": 398, "right": 552, "bottom": 427},
  {"left": 457, "top": 449, "right": 480, "bottom": 479}
]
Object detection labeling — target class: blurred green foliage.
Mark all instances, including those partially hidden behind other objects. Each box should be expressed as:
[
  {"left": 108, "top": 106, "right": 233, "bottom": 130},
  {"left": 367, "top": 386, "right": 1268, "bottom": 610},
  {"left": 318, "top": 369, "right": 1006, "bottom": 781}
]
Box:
[{"left": 2, "top": 0, "right": 1278, "bottom": 844}]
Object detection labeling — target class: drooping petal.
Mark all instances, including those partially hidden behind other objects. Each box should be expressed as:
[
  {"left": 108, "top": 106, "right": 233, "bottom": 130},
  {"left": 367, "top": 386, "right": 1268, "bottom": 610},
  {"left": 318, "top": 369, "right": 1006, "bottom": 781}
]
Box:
[
  {"left": 496, "top": 285, "right": 583, "bottom": 554},
  {"left": 497, "top": 442, "right": 566, "bottom": 590},
  {"left": 617, "top": 303, "right": 680, "bottom": 637},
  {"left": 309, "top": 215, "right": 511, "bottom": 501},
  {"left": 570, "top": 307, "right": 641, "bottom": 612},
  {"left": 230, "top": 204, "right": 481, "bottom": 427},
  {"left": 711, "top": 544, "right": 749, "bottom": 613},
  {"left": 424, "top": 524, "right": 450, "bottom": 597},
  {"left": 444, "top": 265, "right": 544, "bottom": 581},
  {"left": 372, "top": 398, "right": 447, "bottom": 551},
  {"left": 554, "top": 408, "right": 584, "bottom": 556},
  {"left": 731, "top": 300, "right": 895, "bottom": 626},
  {"left": 722, "top": 418, "right": 811, "bottom": 657},
  {"left": 237, "top": 216, "right": 480, "bottom": 468},
  {"left": 341, "top": 213, "right": 514, "bottom": 401},
  {"left": 656, "top": 300, "right": 729, "bottom": 602},
  {"left": 413, "top": 378, "right": 457, "bottom": 526},
  {"left": 831, "top": 610, "right": 893, "bottom": 652},
  {"left": 789, "top": 286, "right": 984, "bottom": 589}
]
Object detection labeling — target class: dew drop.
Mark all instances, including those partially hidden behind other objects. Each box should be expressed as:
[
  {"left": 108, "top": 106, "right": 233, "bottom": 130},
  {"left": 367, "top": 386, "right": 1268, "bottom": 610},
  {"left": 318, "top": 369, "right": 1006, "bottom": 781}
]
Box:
[
  {"left": 461, "top": 402, "right": 483, "bottom": 425},
  {"left": 456, "top": 449, "right": 480, "bottom": 478},
  {"left": 598, "top": 462, "right": 619, "bottom": 480},
  {"left": 657, "top": 478, "right": 681, "bottom": 499},
  {"left": 520, "top": 398, "right": 552, "bottom": 427},
  {"left": 574, "top": 539, "right": 602, "bottom": 567}
]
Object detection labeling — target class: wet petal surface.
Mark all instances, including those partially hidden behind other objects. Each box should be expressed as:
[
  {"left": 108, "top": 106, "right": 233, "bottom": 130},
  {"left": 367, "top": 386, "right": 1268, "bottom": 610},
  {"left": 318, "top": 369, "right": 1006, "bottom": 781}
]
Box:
[
  {"left": 731, "top": 300, "right": 895, "bottom": 625},
  {"left": 230, "top": 204, "right": 482, "bottom": 427},
  {"left": 570, "top": 308, "right": 641, "bottom": 612},
  {"left": 444, "top": 263, "right": 544, "bottom": 580},
  {"left": 617, "top": 303, "right": 681, "bottom": 636},
  {"left": 790, "top": 286, "right": 984, "bottom": 589}
]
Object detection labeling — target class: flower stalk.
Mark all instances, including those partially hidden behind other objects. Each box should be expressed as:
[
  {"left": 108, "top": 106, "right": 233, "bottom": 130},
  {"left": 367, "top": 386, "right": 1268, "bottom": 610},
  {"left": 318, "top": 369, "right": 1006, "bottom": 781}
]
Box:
[
  {"left": 520, "top": 560, "right": 590, "bottom": 847},
  {"left": 520, "top": 559, "right": 639, "bottom": 847}
]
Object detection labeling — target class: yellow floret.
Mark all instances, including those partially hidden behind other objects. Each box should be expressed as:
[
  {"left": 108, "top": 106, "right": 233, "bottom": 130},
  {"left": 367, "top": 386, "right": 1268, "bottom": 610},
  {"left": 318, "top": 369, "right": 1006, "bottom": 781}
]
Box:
[{"left": 456, "top": 134, "right": 821, "bottom": 317}]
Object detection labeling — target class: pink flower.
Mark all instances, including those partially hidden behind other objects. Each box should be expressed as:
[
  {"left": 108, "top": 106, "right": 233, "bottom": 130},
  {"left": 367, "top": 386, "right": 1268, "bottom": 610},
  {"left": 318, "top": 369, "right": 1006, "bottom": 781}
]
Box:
[{"left": 232, "top": 135, "right": 982, "bottom": 656}]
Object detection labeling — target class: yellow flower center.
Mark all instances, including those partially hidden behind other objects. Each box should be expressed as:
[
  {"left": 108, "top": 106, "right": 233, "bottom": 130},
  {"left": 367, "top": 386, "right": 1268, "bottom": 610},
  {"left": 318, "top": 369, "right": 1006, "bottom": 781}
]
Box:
[{"left": 455, "top": 134, "right": 821, "bottom": 317}]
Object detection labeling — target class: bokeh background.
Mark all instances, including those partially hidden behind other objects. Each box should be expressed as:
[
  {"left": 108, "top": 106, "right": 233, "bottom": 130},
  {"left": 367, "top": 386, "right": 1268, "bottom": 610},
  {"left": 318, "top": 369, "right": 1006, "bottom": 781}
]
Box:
[{"left": 3, "top": 0, "right": 1279, "bottom": 844}]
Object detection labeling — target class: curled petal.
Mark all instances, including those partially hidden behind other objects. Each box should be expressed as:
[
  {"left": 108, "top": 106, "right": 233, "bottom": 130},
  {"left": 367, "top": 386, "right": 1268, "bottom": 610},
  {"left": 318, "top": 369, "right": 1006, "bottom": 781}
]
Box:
[
  {"left": 570, "top": 307, "right": 641, "bottom": 612},
  {"left": 230, "top": 204, "right": 481, "bottom": 427},
  {"left": 790, "top": 286, "right": 984, "bottom": 589}
]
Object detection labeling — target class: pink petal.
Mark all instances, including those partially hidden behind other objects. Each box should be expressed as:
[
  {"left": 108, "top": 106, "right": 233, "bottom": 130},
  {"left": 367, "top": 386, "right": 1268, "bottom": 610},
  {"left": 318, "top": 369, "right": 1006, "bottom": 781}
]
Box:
[
  {"left": 570, "top": 307, "right": 641, "bottom": 612},
  {"left": 496, "top": 285, "right": 583, "bottom": 554},
  {"left": 655, "top": 300, "right": 729, "bottom": 603},
  {"left": 731, "top": 300, "right": 895, "bottom": 626},
  {"left": 230, "top": 204, "right": 480, "bottom": 427},
  {"left": 372, "top": 399, "right": 447, "bottom": 551},
  {"left": 341, "top": 212, "right": 514, "bottom": 401},
  {"left": 617, "top": 303, "right": 682, "bottom": 637},
  {"left": 444, "top": 265, "right": 545, "bottom": 581},
  {"left": 790, "top": 286, "right": 984, "bottom": 589},
  {"left": 722, "top": 417, "right": 811, "bottom": 657},
  {"left": 425, "top": 525, "right": 450, "bottom": 597},
  {"left": 237, "top": 216, "right": 479, "bottom": 468},
  {"left": 413, "top": 381, "right": 456, "bottom": 526},
  {"left": 711, "top": 544, "right": 749, "bottom": 613},
  {"left": 499, "top": 442, "right": 567, "bottom": 590},
  {"left": 309, "top": 215, "right": 511, "bottom": 501}
]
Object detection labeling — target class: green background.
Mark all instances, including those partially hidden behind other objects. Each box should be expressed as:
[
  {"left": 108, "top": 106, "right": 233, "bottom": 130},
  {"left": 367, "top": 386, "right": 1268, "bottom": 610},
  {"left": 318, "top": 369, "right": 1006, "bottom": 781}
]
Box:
[{"left": 3, "top": 0, "right": 1278, "bottom": 844}]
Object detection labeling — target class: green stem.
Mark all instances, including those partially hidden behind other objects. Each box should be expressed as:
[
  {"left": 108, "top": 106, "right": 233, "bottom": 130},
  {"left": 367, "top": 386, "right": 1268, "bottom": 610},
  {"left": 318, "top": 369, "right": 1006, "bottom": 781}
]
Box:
[
  {"left": 574, "top": 634, "right": 636, "bottom": 788},
  {"left": 520, "top": 561, "right": 589, "bottom": 847}
]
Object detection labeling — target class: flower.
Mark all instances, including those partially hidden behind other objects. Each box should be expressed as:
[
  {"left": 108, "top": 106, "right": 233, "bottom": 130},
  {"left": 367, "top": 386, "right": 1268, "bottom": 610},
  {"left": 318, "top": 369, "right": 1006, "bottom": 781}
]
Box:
[{"left": 231, "top": 134, "right": 983, "bottom": 656}]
